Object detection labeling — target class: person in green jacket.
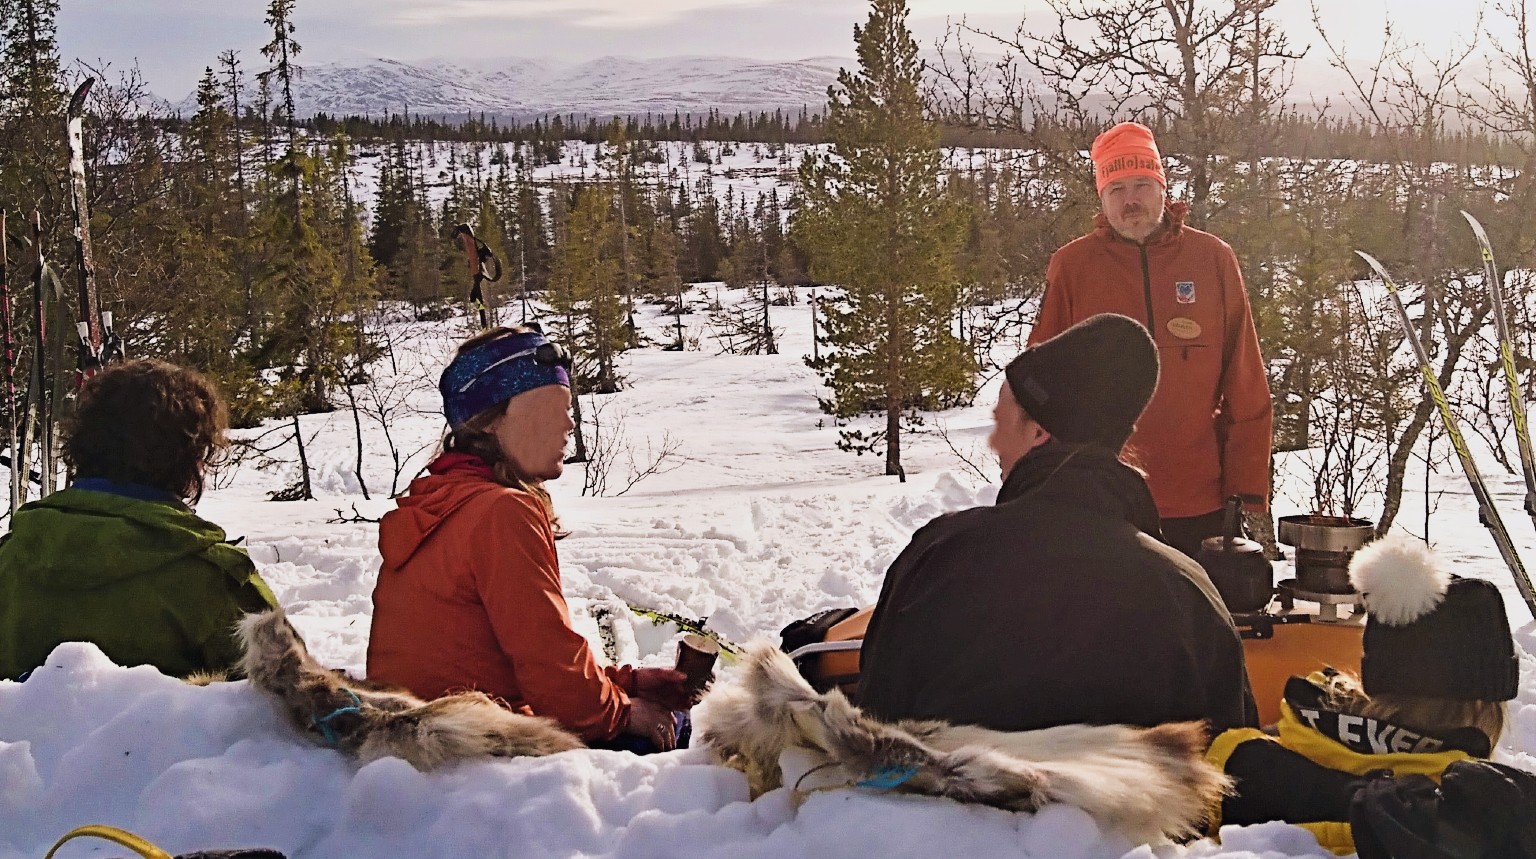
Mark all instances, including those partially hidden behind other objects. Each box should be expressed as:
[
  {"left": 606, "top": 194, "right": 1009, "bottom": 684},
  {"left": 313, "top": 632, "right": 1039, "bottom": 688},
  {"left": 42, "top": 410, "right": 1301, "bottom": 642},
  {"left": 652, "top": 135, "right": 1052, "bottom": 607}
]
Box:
[{"left": 0, "top": 359, "right": 280, "bottom": 681}]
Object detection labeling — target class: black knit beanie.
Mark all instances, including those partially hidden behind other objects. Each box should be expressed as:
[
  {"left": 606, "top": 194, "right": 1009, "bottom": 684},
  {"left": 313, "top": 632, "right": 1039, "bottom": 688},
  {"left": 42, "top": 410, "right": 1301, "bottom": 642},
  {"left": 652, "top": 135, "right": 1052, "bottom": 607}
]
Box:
[
  {"left": 1361, "top": 577, "right": 1518, "bottom": 701},
  {"left": 1351, "top": 536, "right": 1518, "bottom": 702},
  {"left": 1006, "top": 313, "right": 1159, "bottom": 450}
]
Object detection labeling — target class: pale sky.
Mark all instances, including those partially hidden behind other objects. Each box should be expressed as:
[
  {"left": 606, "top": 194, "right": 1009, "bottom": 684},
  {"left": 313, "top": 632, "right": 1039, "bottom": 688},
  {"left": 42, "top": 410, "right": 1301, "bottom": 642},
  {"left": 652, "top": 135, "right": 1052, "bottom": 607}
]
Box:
[{"left": 56, "top": 0, "right": 1505, "bottom": 102}]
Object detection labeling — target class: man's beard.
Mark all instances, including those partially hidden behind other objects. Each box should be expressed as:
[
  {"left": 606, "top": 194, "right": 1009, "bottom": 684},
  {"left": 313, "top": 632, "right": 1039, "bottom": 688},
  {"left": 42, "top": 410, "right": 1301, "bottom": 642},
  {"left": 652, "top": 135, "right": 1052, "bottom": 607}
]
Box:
[{"left": 1115, "top": 206, "right": 1162, "bottom": 241}]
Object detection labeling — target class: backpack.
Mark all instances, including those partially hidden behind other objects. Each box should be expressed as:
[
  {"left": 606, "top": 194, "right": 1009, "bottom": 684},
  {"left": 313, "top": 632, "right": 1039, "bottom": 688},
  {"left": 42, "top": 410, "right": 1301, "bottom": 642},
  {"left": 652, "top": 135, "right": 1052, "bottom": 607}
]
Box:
[
  {"left": 1351, "top": 760, "right": 1536, "bottom": 859},
  {"left": 779, "top": 606, "right": 859, "bottom": 656}
]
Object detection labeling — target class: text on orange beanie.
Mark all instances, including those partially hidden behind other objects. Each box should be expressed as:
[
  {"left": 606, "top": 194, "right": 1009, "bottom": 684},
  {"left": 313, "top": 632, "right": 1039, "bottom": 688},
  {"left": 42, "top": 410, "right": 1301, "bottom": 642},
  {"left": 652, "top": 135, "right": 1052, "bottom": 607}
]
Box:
[{"left": 1090, "top": 121, "right": 1166, "bottom": 193}]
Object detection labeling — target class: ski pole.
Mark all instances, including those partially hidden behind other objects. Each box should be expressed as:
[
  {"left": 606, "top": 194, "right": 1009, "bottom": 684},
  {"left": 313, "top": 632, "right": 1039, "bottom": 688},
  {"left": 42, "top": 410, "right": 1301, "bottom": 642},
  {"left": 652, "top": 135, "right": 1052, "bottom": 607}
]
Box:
[
  {"left": 1358, "top": 250, "right": 1536, "bottom": 619},
  {"left": 30, "top": 210, "right": 53, "bottom": 497},
  {"left": 1461, "top": 210, "right": 1536, "bottom": 520},
  {"left": 0, "top": 211, "right": 14, "bottom": 515}
]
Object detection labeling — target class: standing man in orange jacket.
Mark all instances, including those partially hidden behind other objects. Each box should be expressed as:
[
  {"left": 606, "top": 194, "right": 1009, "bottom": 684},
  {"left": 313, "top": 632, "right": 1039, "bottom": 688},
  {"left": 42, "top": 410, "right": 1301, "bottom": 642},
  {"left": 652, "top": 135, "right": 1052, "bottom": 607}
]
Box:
[{"left": 1031, "top": 122, "right": 1273, "bottom": 557}]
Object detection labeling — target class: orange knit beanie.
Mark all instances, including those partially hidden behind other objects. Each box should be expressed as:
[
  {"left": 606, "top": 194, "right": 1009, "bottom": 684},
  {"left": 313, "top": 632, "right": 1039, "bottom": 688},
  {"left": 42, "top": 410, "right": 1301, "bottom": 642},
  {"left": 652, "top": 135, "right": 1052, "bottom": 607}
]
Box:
[{"left": 1090, "top": 122, "right": 1166, "bottom": 193}]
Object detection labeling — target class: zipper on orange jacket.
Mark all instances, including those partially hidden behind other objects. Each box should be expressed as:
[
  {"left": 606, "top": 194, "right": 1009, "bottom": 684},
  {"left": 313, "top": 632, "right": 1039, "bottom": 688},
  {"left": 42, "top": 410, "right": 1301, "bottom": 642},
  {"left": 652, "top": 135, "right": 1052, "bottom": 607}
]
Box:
[{"left": 1139, "top": 245, "right": 1156, "bottom": 333}]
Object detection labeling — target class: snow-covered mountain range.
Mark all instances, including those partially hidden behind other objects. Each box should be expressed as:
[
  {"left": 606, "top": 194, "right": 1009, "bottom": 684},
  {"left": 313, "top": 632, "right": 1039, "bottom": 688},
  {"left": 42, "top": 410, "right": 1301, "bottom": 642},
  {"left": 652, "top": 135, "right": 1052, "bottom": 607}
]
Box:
[{"left": 217, "top": 55, "right": 850, "bottom": 119}]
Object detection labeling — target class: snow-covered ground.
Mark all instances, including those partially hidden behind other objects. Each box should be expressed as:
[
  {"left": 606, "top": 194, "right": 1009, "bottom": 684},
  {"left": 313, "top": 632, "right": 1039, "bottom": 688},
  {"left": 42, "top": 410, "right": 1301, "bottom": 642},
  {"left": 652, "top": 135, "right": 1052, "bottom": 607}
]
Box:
[{"left": 3, "top": 288, "right": 1534, "bottom": 859}]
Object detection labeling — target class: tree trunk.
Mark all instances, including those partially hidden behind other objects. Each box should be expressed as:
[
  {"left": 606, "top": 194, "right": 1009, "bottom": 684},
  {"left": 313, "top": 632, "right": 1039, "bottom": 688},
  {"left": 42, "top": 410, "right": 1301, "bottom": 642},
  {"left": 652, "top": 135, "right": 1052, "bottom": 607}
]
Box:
[
  {"left": 292, "top": 412, "right": 313, "bottom": 501},
  {"left": 345, "top": 382, "right": 370, "bottom": 500},
  {"left": 675, "top": 278, "right": 685, "bottom": 349},
  {"left": 569, "top": 385, "right": 589, "bottom": 464},
  {"left": 810, "top": 290, "right": 819, "bottom": 364},
  {"left": 1379, "top": 396, "right": 1436, "bottom": 536},
  {"left": 885, "top": 278, "right": 905, "bottom": 482},
  {"left": 886, "top": 397, "right": 904, "bottom": 481},
  {"left": 1379, "top": 306, "right": 1487, "bottom": 534},
  {"left": 762, "top": 280, "right": 777, "bottom": 355}
]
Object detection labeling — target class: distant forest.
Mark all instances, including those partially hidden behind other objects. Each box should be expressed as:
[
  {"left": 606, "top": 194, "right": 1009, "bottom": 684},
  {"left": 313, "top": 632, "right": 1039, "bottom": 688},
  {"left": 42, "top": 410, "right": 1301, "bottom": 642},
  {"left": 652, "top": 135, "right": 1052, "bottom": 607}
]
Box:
[
  {"left": 163, "top": 106, "right": 1525, "bottom": 168},
  {"left": 8, "top": 0, "right": 1536, "bottom": 523}
]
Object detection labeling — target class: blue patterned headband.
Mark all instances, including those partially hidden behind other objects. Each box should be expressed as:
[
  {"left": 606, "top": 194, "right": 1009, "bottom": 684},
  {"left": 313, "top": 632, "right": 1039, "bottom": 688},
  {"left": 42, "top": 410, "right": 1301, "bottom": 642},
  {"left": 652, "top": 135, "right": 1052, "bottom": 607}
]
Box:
[{"left": 439, "top": 332, "right": 571, "bottom": 428}]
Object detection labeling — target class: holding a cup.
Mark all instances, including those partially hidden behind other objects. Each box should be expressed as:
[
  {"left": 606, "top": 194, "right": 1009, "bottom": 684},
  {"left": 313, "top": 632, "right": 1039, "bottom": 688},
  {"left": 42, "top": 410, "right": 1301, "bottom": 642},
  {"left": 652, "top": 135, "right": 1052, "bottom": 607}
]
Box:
[{"left": 675, "top": 633, "right": 720, "bottom": 703}]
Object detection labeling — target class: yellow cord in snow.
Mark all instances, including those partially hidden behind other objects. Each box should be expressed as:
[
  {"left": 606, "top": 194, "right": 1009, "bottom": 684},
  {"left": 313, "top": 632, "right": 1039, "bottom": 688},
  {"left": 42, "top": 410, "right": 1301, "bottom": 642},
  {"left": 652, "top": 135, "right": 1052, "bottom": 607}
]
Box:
[{"left": 44, "top": 824, "right": 174, "bottom": 859}]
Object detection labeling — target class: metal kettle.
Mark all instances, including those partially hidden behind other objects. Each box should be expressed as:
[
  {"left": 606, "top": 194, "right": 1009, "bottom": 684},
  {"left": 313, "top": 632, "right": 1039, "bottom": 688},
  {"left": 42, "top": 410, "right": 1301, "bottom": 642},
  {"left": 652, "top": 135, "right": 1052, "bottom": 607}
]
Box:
[{"left": 1196, "top": 496, "right": 1274, "bottom": 613}]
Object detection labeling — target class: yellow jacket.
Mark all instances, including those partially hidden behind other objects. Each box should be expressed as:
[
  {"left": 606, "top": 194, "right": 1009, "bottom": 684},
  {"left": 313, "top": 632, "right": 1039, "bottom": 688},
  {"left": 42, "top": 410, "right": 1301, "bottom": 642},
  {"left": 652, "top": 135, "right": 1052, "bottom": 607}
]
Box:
[{"left": 1206, "top": 673, "right": 1487, "bottom": 855}]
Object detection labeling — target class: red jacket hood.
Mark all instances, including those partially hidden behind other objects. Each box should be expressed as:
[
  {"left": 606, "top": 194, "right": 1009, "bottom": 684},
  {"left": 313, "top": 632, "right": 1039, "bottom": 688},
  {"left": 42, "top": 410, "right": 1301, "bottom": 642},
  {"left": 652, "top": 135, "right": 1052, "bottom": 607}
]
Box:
[{"left": 379, "top": 454, "right": 500, "bottom": 571}]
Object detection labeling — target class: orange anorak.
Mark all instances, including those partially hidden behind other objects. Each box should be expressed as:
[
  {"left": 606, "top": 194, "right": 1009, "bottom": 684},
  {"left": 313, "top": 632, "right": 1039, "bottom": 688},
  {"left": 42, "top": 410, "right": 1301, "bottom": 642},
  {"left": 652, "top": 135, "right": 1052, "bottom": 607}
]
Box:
[
  {"left": 1032, "top": 203, "right": 1273, "bottom": 518},
  {"left": 367, "top": 454, "right": 632, "bottom": 741}
]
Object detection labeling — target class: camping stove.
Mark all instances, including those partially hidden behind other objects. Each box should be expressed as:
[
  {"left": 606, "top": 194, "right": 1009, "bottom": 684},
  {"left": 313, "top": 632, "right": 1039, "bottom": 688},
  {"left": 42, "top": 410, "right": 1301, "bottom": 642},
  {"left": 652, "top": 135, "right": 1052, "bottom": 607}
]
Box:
[{"left": 1276, "top": 514, "right": 1376, "bottom": 622}]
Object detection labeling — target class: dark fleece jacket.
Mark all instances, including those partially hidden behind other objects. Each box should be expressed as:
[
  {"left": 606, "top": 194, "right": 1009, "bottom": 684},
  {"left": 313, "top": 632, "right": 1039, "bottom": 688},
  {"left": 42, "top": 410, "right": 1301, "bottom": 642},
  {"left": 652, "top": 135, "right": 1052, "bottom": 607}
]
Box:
[{"left": 859, "top": 443, "right": 1258, "bottom": 736}]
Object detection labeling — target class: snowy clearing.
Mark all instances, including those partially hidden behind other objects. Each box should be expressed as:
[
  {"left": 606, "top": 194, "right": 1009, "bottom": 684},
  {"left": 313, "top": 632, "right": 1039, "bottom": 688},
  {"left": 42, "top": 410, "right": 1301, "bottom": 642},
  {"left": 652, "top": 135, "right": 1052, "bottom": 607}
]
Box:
[{"left": 2, "top": 288, "right": 1534, "bottom": 859}]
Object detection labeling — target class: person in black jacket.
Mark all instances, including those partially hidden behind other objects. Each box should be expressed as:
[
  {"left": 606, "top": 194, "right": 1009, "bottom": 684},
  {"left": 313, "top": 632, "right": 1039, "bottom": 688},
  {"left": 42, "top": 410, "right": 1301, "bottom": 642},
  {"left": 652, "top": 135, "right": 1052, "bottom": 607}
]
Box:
[{"left": 859, "top": 313, "right": 1258, "bottom": 736}]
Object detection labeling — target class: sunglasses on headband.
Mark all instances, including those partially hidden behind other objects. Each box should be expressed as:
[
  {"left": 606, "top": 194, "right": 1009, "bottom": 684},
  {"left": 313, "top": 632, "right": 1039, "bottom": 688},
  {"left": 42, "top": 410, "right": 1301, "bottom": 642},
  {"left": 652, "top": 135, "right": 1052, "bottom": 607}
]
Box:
[{"left": 455, "top": 340, "right": 571, "bottom": 394}]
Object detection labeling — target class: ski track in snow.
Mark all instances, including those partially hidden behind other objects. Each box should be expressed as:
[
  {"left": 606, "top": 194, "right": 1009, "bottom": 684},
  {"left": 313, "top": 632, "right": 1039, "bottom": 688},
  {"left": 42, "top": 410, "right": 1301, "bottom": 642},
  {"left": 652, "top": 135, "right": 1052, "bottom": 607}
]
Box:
[{"left": 3, "top": 291, "right": 1536, "bottom": 858}]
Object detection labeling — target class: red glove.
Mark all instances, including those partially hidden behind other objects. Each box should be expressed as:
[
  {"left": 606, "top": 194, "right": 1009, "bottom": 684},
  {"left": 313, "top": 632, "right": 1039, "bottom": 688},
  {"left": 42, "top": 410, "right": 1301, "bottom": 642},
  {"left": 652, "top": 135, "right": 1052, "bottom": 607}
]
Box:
[{"left": 633, "top": 667, "right": 697, "bottom": 710}]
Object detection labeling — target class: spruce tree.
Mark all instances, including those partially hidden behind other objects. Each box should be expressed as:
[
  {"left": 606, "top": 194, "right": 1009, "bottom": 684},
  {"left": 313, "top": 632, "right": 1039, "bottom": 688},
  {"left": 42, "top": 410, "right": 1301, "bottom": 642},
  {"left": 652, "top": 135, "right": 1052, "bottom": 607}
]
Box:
[
  {"left": 166, "top": 68, "right": 252, "bottom": 415},
  {"left": 600, "top": 119, "right": 642, "bottom": 345},
  {"left": 0, "top": 0, "right": 66, "bottom": 213},
  {"left": 487, "top": 156, "right": 531, "bottom": 320},
  {"left": 682, "top": 175, "right": 724, "bottom": 282},
  {"left": 548, "top": 184, "right": 626, "bottom": 394},
  {"left": 795, "top": 0, "right": 971, "bottom": 480},
  {"left": 217, "top": 51, "right": 249, "bottom": 215},
  {"left": 244, "top": 0, "right": 366, "bottom": 415},
  {"left": 369, "top": 138, "right": 415, "bottom": 273},
  {"left": 511, "top": 164, "right": 551, "bottom": 298},
  {"left": 639, "top": 186, "right": 683, "bottom": 304},
  {"left": 398, "top": 182, "right": 444, "bottom": 311},
  {"left": 257, "top": 0, "right": 303, "bottom": 228}
]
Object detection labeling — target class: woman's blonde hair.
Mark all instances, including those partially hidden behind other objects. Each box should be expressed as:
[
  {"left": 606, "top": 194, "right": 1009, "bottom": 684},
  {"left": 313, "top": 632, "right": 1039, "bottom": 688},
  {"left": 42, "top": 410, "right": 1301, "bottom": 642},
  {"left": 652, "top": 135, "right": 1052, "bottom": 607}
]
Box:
[
  {"left": 1319, "top": 671, "right": 1506, "bottom": 747},
  {"left": 442, "top": 326, "right": 563, "bottom": 533}
]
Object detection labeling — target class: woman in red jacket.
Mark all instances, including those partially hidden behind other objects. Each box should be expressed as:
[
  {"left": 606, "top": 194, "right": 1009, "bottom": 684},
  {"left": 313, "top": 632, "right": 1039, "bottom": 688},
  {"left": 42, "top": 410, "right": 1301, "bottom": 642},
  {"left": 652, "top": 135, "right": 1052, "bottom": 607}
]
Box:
[{"left": 367, "top": 326, "right": 689, "bottom": 751}]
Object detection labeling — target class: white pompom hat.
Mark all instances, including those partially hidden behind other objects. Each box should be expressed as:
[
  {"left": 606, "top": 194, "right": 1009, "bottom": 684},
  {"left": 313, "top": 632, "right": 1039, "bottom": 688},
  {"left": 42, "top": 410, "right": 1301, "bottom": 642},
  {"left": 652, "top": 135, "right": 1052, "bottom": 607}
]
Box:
[{"left": 1349, "top": 534, "right": 1517, "bottom": 701}]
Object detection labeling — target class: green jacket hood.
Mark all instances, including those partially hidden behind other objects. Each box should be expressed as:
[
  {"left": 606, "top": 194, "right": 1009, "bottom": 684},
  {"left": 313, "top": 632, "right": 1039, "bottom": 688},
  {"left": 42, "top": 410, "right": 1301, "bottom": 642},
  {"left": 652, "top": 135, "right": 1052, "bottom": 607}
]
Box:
[{"left": 3, "top": 488, "right": 252, "bottom": 589}]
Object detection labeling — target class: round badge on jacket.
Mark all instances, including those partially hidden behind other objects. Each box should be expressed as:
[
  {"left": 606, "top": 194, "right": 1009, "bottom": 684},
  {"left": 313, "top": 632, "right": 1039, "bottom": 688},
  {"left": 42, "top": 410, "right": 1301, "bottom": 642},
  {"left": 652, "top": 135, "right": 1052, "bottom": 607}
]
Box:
[{"left": 1167, "top": 317, "right": 1202, "bottom": 339}]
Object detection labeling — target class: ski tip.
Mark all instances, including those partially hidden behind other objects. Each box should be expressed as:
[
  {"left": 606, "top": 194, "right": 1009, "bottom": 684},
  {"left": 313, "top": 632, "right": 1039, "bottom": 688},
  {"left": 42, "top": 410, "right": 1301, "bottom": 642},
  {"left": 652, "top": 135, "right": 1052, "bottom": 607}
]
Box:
[
  {"left": 67, "top": 77, "right": 95, "bottom": 115},
  {"left": 1461, "top": 209, "right": 1491, "bottom": 241},
  {"left": 1355, "top": 250, "right": 1392, "bottom": 282}
]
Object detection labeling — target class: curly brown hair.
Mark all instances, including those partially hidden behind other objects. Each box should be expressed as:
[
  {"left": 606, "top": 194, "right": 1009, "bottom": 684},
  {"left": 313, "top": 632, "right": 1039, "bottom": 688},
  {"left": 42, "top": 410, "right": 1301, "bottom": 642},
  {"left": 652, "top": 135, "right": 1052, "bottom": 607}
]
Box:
[
  {"left": 62, "top": 359, "right": 229, "bottom": 502},
  {"left": 443, "top": 326, "right": 563, "bottom": 532}
]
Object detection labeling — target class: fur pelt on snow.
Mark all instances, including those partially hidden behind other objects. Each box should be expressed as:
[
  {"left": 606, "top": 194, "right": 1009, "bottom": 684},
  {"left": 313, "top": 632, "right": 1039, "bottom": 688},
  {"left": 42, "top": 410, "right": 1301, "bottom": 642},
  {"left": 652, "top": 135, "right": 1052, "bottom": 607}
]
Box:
[
  {"left": 237, "top": 610, "right": 583, "bottom": 769},
  {"left": 696, "top": 642, "right": 1230, "bottom": 844}
]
